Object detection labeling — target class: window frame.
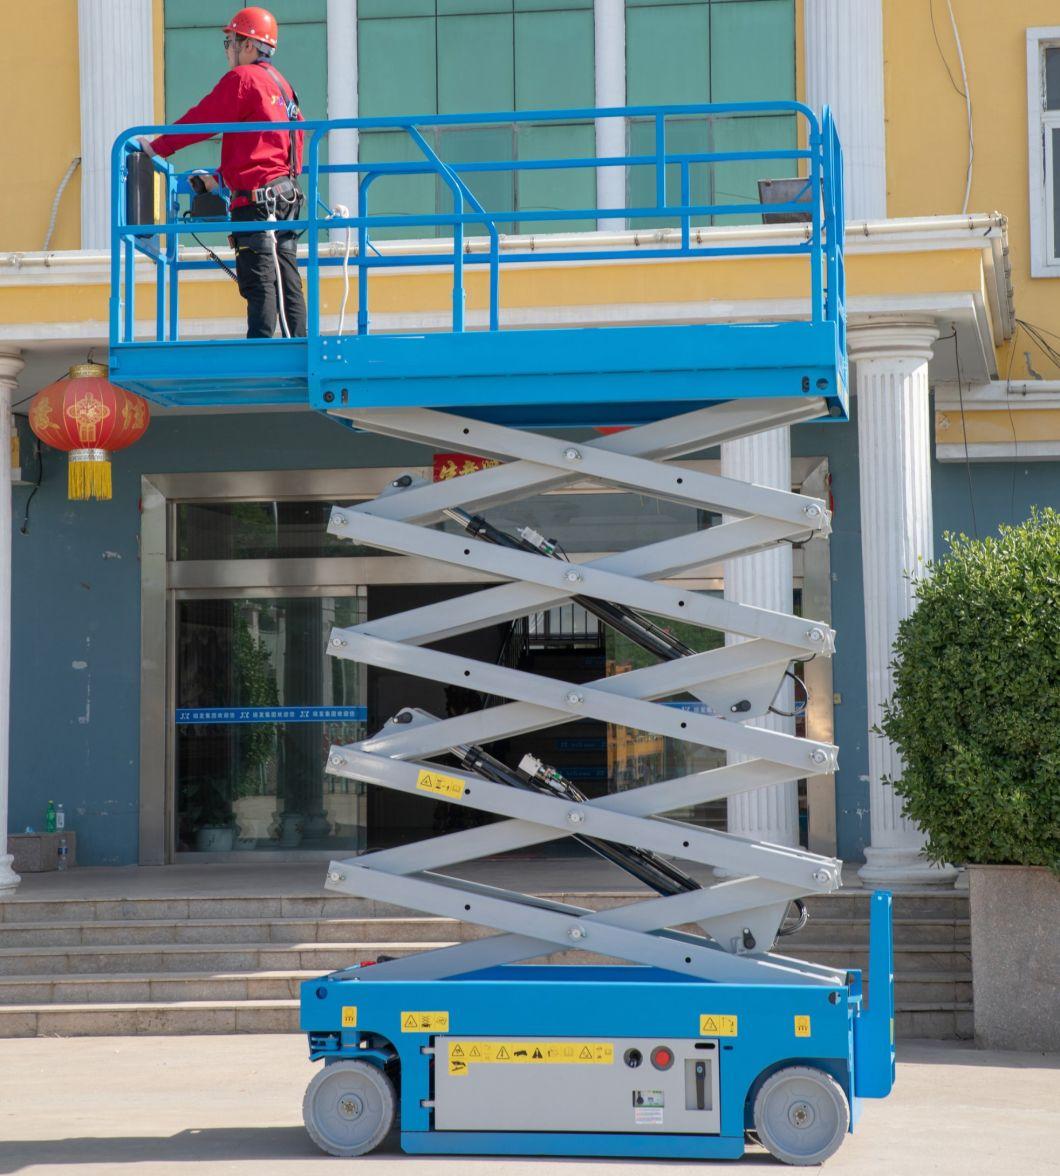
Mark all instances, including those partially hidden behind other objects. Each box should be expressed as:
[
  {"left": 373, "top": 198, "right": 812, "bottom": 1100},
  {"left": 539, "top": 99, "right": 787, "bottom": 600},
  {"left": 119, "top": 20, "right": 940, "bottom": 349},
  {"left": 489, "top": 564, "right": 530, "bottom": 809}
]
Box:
[{"left": 1026, "top": 27, "right": 1060, "bottom": 277}]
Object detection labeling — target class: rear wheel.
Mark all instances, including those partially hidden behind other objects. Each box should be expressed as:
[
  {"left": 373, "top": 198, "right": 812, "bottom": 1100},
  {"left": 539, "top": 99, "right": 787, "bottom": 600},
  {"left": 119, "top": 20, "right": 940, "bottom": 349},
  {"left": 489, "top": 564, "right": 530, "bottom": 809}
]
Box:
[
  {"left": 303, "top": 1059, "right": 396, "bottom": 1157},
  {"left": 752, "top": 1065, "right": 849, "bottom": 1166}
]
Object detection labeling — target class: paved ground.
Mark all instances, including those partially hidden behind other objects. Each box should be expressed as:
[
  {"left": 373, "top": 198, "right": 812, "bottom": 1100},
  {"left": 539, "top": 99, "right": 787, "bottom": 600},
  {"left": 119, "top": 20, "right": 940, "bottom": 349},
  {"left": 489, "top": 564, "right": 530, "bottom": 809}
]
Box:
[{"left": 0, "top": 1035, "right": 1055, "bottom": 1175}]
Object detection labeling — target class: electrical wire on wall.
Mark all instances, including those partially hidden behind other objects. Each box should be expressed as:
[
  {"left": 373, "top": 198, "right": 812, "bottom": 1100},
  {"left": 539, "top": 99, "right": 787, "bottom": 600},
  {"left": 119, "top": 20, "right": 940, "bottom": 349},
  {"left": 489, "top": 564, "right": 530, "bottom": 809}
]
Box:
[
  {"left": 43, "top": 157, "right": 81, "bottom": 252},
  {"left": 930, "top": 1, "right": 973, "bottom": 213}
]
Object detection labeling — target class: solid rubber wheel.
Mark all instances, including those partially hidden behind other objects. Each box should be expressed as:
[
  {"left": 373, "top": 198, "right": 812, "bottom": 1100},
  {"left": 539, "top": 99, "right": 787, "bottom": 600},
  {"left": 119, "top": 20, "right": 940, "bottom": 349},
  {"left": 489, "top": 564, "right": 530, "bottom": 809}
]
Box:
[
  {"left": 303, "top": 1059, "right": 396, "bottom": 1157},
  {"left": 752, "top": 1066, "right": 850, "bottom": 1166}
]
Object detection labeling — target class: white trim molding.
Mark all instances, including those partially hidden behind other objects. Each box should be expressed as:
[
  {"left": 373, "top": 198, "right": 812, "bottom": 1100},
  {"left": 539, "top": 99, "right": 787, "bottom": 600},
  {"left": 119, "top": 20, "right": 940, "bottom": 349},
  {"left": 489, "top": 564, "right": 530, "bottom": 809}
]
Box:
[
  {"left": 1027, "top": 27, "right": 1060, "bottom": 278},
  {"left": 0, "top": 348, "right": 24, "bottom": 896}
]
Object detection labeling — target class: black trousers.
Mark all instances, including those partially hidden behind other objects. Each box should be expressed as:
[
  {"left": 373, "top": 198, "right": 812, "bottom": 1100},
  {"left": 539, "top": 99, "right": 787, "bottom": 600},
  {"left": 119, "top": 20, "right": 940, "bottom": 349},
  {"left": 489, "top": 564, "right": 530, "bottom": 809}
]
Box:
[{"left": 231, "top": 193, "right": 307, "bottom": 339}]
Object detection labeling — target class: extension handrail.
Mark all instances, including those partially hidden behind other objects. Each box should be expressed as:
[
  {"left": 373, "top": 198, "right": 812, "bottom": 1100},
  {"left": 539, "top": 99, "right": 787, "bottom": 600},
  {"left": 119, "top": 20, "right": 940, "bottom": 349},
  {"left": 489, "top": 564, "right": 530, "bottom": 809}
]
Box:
[{"left": 110, "top": 101, "right": 843, "bottom": 349}]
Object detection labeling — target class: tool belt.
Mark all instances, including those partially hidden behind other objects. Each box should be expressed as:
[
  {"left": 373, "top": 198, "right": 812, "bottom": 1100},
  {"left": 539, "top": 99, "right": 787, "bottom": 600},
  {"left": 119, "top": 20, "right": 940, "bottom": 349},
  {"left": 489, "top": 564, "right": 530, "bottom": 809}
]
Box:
[{"left": 231, "top": 176, "right": 302, "bottom": 205}]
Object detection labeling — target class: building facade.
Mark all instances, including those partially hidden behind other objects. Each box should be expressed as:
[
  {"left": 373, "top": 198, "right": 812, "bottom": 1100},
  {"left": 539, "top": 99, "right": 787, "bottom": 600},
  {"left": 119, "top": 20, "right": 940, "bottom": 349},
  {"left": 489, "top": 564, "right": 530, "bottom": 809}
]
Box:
[{"left": 0, "top": 1, "right": 1057, "bottom": 892}]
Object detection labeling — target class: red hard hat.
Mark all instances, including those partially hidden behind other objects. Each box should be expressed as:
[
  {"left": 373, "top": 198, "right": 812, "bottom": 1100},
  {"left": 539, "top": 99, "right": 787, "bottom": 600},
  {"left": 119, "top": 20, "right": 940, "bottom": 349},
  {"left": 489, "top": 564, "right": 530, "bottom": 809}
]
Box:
[{"left": 224, "top": 7, "right": 278, "bottom": 49}]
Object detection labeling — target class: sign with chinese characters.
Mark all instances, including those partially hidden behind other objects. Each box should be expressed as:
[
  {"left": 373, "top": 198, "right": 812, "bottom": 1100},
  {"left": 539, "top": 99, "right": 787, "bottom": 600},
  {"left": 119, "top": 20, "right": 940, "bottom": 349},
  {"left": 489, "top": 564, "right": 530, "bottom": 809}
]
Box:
[{"left": 433, "top": 452, "right": 501, "bottom": 481}]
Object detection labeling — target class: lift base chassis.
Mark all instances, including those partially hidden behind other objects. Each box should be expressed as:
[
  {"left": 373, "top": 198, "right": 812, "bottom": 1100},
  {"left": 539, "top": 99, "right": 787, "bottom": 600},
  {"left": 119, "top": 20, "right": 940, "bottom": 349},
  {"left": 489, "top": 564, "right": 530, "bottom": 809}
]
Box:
[{"left": 301, "top": 891, "right": 894, "bottom": 1162}]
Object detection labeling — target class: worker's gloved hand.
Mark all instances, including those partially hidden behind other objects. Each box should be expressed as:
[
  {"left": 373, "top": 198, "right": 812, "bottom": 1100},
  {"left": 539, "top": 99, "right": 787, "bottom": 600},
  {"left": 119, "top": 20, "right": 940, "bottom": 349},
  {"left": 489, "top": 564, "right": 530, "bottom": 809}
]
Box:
[
  {"left": 136, "top": 136, "right": 158, "bottom": 157},
  {"left": 200, "top": 173, "right": 219, "bottom": 193}
]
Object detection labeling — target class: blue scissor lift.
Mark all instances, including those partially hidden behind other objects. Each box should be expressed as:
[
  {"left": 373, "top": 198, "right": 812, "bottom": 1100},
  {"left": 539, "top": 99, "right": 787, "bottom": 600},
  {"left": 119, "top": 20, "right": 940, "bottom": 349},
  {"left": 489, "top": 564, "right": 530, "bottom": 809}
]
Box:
[{"left": 111, "top": 102, "right": 894, "bottom": 1165}]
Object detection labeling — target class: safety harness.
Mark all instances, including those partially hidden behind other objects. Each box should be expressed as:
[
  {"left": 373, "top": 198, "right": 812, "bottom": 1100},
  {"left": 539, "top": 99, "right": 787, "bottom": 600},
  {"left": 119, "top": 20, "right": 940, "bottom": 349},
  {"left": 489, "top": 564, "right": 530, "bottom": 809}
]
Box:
[{"left": 230, "top": 60, "right": 303, "bottom": 203}]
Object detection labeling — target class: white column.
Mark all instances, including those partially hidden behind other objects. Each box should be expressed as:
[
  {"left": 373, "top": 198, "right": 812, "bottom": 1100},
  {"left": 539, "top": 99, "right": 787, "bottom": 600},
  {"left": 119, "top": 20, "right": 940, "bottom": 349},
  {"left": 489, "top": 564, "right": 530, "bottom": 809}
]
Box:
[
  {"left": 78, "top": 0, "right": 156, "bottom": 249},
  {"left": 803, "top": 0, "right": 886, "bottom": 220},
  {"left": 0, "top": 349, "right": 24, "bottom": 897},
  {"left": 851, "top": 318, "right": 958, "bottom": 888},
  {"left": 594, "top": 0, "right": 626, "bottom": 231},
  {"left": 327, "top": 0, "right": 359, "bottom": 239},
  {"left": 722, "top": 427, "right": 799, "bottom": 847}
]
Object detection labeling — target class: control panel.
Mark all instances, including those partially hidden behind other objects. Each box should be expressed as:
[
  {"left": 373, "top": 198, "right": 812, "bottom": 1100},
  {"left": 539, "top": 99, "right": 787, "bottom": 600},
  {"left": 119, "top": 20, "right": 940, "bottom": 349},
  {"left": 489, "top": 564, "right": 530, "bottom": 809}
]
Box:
[{"left": 433, "top": 1036, "right": 721, "bottom": 1134}]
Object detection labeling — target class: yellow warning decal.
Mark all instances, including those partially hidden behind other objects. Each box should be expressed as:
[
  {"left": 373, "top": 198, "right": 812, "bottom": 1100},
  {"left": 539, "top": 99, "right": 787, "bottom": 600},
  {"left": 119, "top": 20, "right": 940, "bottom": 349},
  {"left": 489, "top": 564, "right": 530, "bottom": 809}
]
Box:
[
  {"left": 416, "top": 769, "right": 466, "bottom": 800},
  {"left": 699, "top": 1014, "right": 738, "bottom": 1037},
  {"left": 794, "top": 1015, "right": 811, "bottom": 1038},
  {"left": 446, "top": 1040, "right": 614, "bottom": 1074},
  {"left": 401, "top": 1011, "right": 450, "bottom": 1033},
  {"left": 341, "top": 1006, "right": 358, "bottom": 1028}
]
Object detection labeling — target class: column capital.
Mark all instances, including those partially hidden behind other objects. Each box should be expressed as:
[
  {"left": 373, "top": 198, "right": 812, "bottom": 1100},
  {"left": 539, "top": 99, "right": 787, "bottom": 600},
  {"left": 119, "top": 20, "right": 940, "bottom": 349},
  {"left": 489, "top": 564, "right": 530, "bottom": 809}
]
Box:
[
  {"left": 0, "top": 347, "right": 24, "bottom": 388},
  {"left": 847, "top": 316, "right": 940, "bottom": 364}
]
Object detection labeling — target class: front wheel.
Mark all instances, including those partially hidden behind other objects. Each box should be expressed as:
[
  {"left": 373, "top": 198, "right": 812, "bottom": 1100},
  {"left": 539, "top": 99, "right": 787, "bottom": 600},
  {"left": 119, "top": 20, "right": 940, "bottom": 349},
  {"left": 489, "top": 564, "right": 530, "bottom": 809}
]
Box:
[
  {"left": 303, "top": 1059, "right": 396, "bottom": 1157},
  {"left": 752, "top": 1065, "right": 850, "bottom": 1166}
]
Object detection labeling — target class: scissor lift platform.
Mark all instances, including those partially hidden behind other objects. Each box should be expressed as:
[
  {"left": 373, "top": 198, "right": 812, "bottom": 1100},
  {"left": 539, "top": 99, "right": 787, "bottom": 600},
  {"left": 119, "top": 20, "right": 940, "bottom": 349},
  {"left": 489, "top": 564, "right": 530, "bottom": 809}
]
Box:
[
  {"left": 108, "top": 102, "right": 891, "bottom": 1166},
  {"left": 108, "top": 100, "right": 846, "bottom": 428}
]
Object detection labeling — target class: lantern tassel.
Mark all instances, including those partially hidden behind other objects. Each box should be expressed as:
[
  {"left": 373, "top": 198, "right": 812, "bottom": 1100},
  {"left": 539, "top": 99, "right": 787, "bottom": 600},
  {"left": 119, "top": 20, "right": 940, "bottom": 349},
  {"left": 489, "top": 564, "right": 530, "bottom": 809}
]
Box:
[{"left": 68, "top": 450, "right": 113, "bottom": 501}]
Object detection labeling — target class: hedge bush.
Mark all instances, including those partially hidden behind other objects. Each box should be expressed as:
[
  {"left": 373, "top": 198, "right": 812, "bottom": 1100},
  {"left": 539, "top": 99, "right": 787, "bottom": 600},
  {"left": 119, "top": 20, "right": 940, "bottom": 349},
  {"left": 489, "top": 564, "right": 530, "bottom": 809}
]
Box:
[{"left": 880, "top": 508, "right": 1060, "bottom": 873}]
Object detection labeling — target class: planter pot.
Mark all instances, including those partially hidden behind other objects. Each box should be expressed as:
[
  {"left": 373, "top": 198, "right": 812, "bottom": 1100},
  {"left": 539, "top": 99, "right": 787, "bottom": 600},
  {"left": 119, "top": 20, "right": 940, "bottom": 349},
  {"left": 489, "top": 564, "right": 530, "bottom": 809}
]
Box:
[
  {"left": 968, "top": 865, "right": 1060, "bottom": 1051},
  {"left": 195, "top": 826, "right": 236, "bottom": 853}
]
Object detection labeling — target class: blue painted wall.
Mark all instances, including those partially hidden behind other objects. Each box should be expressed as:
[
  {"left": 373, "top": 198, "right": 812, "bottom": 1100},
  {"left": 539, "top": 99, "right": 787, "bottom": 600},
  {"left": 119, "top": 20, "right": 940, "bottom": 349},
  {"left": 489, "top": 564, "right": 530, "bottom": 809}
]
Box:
[
  {"left": 10, "top": 402, "right": 1060, "bottom": 865},
  {"left": 9, "top": 413, "right": 434, "bottom": 865}
]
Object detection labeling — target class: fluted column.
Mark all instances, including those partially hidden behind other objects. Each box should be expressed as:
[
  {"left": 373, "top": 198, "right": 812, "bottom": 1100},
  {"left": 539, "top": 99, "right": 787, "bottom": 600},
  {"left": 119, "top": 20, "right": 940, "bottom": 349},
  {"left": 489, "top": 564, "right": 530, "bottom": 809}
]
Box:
[
  {"left": 594, "top": 0, "right": 626, "bottom": 231},
  {"left": 851, "top": 318, "right": 958, "bottom": 887},
  {"left": 0, "top": 349, "right": 24, "bottom": 897},
  {"left": 722, "top": 427, "right": 799, "bottom": 846},
  {"left": 804, "top": 0, "right": 886, "bottom": 220},
  {"left": 327, "top": 0, "right": 359, "bottom": 241},
  {"left": 78, "top": 0, "right": 155, "bottom": 249}
]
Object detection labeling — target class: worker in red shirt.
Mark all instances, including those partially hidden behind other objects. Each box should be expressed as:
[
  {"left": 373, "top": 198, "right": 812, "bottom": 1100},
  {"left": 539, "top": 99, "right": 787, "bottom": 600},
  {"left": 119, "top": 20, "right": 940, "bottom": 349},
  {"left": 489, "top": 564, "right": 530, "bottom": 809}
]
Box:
[{"left": 139, "top": 7, "right": 306, "bottom": 339}]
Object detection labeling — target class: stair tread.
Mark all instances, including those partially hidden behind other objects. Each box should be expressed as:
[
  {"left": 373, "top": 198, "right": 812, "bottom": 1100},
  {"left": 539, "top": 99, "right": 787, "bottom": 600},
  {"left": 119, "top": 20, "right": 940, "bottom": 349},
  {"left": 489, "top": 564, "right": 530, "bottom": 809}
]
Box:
[
  {"left": 0, "top": 970, "right": 328, "bottom": 984},
  {"left": 2, "top": 998, "right": 300, "bottom": 1014},
  {"left": 0, "top": 940, "right": 456, "bottom": 956},
  {"left": 0, "top": 916, "right": 458, "bottom": 932}
]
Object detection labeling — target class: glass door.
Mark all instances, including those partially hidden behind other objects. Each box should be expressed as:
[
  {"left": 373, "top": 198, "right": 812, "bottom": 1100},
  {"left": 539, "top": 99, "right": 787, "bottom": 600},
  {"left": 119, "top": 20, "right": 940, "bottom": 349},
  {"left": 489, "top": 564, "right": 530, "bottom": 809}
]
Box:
[{"left": 174, "top": 592, "right": 366, "bottom": 854}]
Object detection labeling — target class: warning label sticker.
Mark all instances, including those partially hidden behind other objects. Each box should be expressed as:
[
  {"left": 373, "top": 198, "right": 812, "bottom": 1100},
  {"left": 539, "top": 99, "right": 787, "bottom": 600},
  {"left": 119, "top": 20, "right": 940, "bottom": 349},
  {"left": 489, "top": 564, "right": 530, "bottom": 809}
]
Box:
[
  {"left": 416, "top": 769, "right": 466, "bottom": 800},
  {"left": 340, "top": 1006, "right": 357, "bottom": 1028},
  {"left": 446, "top": 1040, "right": 614, "bottom": 1075},
  {"left": 634, "top": 1106, "right": 664, "bottom": 1126},
  {"left": 699, "top": 1014, "right": 738, "bottom": 1037},
  {"left": 794, "top": 1015, "right": 812, "bottom": 1038},
  {"left": 401, "top": 1011, "right": 450, "bottom": 1033}
]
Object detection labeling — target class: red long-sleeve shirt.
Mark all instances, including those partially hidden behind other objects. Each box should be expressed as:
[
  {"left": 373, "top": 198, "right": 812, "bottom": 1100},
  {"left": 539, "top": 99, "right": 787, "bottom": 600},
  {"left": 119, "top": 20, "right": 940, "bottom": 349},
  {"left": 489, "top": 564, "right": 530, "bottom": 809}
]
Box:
[{"left": 151, "top": 63, "right": 304, "bottom": 206}]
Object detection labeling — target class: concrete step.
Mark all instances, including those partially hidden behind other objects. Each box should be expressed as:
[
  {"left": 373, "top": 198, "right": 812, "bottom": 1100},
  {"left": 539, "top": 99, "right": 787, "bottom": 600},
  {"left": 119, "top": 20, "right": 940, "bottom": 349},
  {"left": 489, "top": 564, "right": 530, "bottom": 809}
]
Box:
[
  {"left": 0, "top": 912, "right": 969, "bottom": 950},
  {"left": 0, "top": 970, "right": 321, "bottom": 1005},
  {"left": 781, "top": 916, "right": 970, "bottom": 947},
  {"left": 0, "top": 967, "right": 972, "bottom": 1008},
  {"left": 0, "top": 916, "right": 474, "bottom": 949},
  {"left": 0, "top": 889, "right": 969, "bottom": 925},
  {"left": 896, "top": 1004, "right": 974, "bottom": 1040},
  {"left": 0, "top": 999, "right": 301, "bottom": 1038},
  {"left": 0, "top": 940, "right": 453, "bottom": 977}
]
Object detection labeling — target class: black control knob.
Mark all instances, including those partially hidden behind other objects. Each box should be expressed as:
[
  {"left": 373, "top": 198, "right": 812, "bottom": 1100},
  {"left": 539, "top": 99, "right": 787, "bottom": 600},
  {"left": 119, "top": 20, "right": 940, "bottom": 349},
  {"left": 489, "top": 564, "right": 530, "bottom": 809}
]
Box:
[{"left": 623, "top": 1048, "right": 643, "bottom": 1068}]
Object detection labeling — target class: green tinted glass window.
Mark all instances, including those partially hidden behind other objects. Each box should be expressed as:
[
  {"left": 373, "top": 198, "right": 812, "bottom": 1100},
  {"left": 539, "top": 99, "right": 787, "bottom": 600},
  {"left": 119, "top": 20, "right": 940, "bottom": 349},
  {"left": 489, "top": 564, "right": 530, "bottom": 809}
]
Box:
[
  {"left": 357, "top": 5, "right": 595, "bottom": 239},
  {"left": 710, "top": 0, "right": 795, "bottom": 103},
  {"left": 358, "top": 17, "right": 437, "bottom": 116},
  {"left": 626, "top": 4, "right": 710, "bottom": 105}
]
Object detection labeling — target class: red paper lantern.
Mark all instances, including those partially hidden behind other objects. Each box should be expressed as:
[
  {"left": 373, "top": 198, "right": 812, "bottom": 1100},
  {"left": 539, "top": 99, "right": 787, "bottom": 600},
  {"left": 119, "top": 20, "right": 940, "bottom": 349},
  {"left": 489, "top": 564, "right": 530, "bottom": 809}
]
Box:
[{"left": 28, "top": 363, "right": 150, "bottom": 501}]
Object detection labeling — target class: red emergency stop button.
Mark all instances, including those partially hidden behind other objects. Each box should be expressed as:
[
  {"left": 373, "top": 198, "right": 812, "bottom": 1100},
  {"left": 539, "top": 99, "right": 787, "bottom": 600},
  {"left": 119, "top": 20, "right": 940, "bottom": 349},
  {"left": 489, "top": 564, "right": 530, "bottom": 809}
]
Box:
[{"left": 650, "top": 1046, "right": 674, "bottom": 1070}]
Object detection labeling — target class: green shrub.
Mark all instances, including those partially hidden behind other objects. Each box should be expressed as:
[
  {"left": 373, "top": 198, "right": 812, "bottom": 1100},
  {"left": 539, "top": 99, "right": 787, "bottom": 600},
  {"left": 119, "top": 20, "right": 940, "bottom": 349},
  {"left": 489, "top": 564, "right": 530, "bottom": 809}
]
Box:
[{"left": 880, "top": 508, "right": 1060, "bottom": 873}]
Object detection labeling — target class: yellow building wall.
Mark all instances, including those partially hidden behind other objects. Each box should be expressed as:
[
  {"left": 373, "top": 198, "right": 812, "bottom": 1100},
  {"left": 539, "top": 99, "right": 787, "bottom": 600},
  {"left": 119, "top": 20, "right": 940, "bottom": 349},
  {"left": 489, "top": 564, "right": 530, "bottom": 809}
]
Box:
[
  {"left": 884, "top": 0, "right": 1057, "bottom": 376},
  {"left": 0, "top": 0, "right": 82, "bottom": 253},
  {"left": 0, "top": 0, "right": 166, "bottom": 255}
]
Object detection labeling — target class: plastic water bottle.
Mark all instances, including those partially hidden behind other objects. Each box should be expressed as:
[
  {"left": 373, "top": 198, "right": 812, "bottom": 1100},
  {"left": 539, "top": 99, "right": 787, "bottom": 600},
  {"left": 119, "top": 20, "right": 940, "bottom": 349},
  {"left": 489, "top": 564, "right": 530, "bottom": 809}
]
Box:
[
  {"left": 56, "top": 804, "right": 65, "bottom": 831},
  {"left": 45, "top": 800, "right": 56, "bottom": 833},
  {"left": 57, "top": 838, "right": 68, "bottom": 871}
]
